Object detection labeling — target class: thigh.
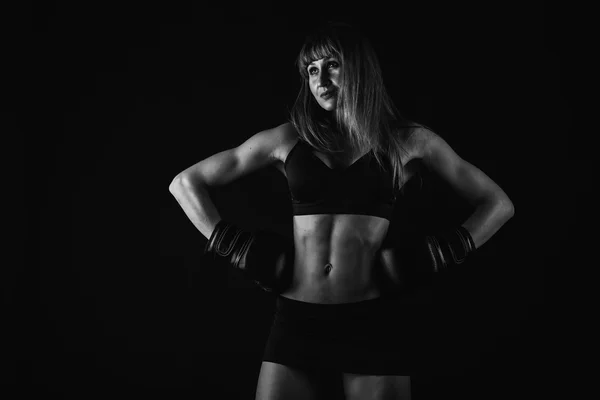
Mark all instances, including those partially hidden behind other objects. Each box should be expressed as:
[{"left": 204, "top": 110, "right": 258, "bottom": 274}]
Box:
[
  {"left": 343, "top": 373, "right": 412, "bottom": 400},
  {"left": 255, "top": 361, "right": 340, "bottom": 400}
]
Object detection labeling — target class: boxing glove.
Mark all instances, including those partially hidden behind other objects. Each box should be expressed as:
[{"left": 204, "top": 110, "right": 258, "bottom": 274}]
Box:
[
  {"left": 422, "top": 227, "right": 476, "bottom": 272},
  {"left": 204, "top": 219, "right": 294, "bottom": 293},
  {"left": 380, "top": 225, "right": 476, "bottom": 278}
]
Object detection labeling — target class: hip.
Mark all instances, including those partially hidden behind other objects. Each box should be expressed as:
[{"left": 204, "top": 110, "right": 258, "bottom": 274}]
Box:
[{"left": 279, "top": 273, "right": 383, "bottom": 304}]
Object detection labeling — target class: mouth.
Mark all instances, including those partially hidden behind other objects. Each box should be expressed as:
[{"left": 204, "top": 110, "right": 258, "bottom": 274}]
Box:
[{"left": 321, "top": 90, "right": 336, "bottom": 99}]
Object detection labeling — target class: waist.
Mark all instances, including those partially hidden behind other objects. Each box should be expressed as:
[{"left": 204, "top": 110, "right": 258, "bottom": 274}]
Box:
[
  {"left": 281, "top": 251, "right": 383, "bottom": 304},
  {"left": 275, "top": 291, "right": 388, "bottom": 317}
]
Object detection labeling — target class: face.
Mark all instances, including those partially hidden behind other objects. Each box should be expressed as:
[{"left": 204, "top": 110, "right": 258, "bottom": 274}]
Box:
[{"left": 307, "top": 57, "right": 341, "bottom": 111}]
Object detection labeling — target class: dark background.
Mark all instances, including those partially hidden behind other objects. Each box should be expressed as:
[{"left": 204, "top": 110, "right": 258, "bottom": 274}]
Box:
[{"left": 10, "top": 1, "right": 577, "bottom": 399}]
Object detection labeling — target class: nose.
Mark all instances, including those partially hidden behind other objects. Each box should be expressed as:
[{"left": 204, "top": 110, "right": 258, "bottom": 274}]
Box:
[{"left": 318, "top": 70, "right": 331, "bottom": 89}]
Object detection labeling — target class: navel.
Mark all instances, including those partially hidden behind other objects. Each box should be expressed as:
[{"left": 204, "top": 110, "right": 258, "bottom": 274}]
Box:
[{"left": 324, "top": 263, "right": 333, "bottom": 274}]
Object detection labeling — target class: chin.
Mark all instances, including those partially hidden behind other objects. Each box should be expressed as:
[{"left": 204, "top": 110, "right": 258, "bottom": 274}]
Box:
[{"left": 320, "top": 100, "right": 337, "bottom": 111}]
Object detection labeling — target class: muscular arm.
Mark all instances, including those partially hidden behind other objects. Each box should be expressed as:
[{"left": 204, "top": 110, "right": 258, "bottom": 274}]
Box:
[
  {"left": 417, "top": 128, "right": 515, "bottom": 249},
  {"left": 461, "top": 199, "right": 514, "bottom": 249},
  {"left": 169, "top": 181, "right": 221, "bottom": 240},
  {"left": 169, "top": 122, "right": 293, "bottom": 240}
]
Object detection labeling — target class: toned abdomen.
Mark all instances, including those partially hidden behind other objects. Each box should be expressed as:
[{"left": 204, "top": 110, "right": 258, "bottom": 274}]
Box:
[{"left": 280, "top": 214, "right": 389, "bottom": 304}]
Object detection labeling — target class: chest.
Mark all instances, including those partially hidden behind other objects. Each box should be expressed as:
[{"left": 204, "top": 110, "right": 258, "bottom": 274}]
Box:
[{"left": 275, "top": 137, "right": 422, "bottom": 186}]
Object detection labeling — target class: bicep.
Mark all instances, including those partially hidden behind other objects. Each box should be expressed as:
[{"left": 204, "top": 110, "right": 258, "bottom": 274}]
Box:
[
  {"left": 420, "top": 129, "right": 510, "bottom": 205},
  {"left": 177, "top": 123, "right": 288, "bottom": 187}
]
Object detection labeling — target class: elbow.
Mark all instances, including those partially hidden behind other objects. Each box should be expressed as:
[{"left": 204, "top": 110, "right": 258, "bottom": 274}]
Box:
[
  {"left": 503, "top": 198, "right": 515, "bottom": 219},
  {"left": 486, "top": 195, "right": 514, "bottom": 219},
  {"left": 169, "top": 173, "right": 205, "bottom": 194},
  {"left": 169, "top": 174, "right": 185, "bottom": 194}
]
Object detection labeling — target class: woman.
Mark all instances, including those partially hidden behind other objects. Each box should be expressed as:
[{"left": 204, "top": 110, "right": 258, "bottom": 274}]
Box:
[{"left": 169, "top": 21, "right": 514, "bottom": 400}]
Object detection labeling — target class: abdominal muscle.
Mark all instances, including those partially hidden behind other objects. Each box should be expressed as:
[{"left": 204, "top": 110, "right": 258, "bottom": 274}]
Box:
[{"left": 279, "top": 213, "right": 390, "bottom": 304}]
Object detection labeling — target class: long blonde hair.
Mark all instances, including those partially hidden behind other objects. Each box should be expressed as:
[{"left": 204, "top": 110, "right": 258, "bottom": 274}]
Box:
[{"left": 289, "top": 21, "right": 422, "bottom": 194}]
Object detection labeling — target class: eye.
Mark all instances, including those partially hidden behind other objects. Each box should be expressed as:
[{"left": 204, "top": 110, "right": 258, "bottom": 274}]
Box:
[{"left": 307, "top": 61, "right": 339, "bottom": 76}]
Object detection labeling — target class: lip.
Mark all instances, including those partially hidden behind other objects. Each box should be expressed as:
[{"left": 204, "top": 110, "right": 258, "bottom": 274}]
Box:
[{"left": 320, "top": 90, "right": 336, "bottom": 99}]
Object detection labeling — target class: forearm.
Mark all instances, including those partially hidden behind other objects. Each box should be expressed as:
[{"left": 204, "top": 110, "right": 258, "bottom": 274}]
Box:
[
  {"left": 461, "top": 198, "right": 514, "bottom": 249},
  {"left": 169, "top": 176, "right": 222, "bottom": 240}
]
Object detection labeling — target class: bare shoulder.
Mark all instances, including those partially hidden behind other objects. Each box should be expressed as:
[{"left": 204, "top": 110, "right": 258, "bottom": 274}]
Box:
[
  {"left": 272, "top": 122, "right": 300, "bottom": 163},
  {"left": 405, "top": 124, "right": 438, "bottom": 160}
]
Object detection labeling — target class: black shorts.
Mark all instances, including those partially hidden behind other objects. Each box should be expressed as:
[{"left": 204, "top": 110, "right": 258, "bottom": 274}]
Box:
[{"left": 262, "top": 293, "right": 417, "bottom": 376}]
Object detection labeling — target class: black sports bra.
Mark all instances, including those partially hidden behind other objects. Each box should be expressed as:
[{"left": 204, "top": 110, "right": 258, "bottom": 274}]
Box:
[{"left": 284, "top": 139, "right": 397, "bottom": 221}]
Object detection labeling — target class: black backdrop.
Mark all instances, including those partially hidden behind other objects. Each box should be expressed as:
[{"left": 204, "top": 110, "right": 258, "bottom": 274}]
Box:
[{"left": 11, "top": 1, "right": 577, "bottom": 399}]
